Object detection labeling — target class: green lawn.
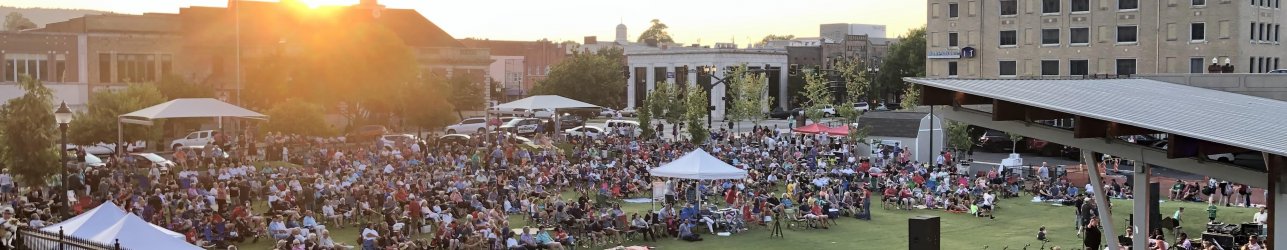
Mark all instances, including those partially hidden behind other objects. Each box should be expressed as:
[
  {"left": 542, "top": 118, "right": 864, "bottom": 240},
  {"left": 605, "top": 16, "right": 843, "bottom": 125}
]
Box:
[{"left": 231, "top": 191, "right": 1255, "bottom": 250}]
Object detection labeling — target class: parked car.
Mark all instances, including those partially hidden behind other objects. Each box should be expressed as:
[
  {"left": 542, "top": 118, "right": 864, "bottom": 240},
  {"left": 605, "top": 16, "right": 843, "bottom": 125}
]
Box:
[
  {"left": 768, "top": 107, "right": 803, "bottom": 119},
  {"left": 603, "top": 120, "right": 642, "bottom": 136},
  {"left": 599, "top": 108, "right": 617, "bottom": 117},
  {"left": 820, "top": 105, "right": 837, "bottom": 117},
  {"left": 346, "top": 125, "right": 388, "bottom": 142},
  {"left": 1268, "top": 69, "right": 1287, "bottom": 73},
  {"left": 381, "top": 134, "right": 424, "bottom": 146},
  {"left": 1023, "top": 138, "right": 1065, "bottom": 156},
  {"left": 500, "top": 118, "right": 542, "bottom": 135},
  {"left": 445, "top": 117, "right": 489, "bottom": 134},
  {"left": 564, "top": 125, "right": 605, "bottom": 139},
  {"left": 485, "top": 131, "right": 537, "bottom": 147},
  {"left": 170, "top": 130, "right": 218, "bottom": 151},
  {"left": 853, "top": 102, "right": 870, "bottom": 112},
  {"left": 617, "top": 107, "right": 638, "bottom": 117},
  {"left": 976, "top": 129, "right": 1016, "bottom": 152},
  {"left": 436, "top": 134, "right": 472, "bottom": 146},
  {"left": 84, "top": 154, "right": 107, "bottom": 168},
  {"left": 130, "top": 153, "right": 176, "bottom": 170},
  {"left": 1150, "top": 141, "right": 1236, "bottom": 162}
]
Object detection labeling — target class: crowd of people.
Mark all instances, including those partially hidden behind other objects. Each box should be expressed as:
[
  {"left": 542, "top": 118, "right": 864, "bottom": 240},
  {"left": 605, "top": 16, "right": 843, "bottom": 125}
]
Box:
[{"left": 0, "top": 119, "right": 1270, "bottom": 250}]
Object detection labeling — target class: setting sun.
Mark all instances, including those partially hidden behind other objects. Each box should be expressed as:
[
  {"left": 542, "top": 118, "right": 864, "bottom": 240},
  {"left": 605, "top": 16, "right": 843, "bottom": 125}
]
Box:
[{"left": 296, "top": 0, "right": 358, "bottom": 8}]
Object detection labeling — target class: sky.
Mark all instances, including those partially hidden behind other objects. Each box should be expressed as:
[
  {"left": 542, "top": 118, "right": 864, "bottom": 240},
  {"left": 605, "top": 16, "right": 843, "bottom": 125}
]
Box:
[{"left": 5, "top": 0, "right": 927, "bottom": 44}]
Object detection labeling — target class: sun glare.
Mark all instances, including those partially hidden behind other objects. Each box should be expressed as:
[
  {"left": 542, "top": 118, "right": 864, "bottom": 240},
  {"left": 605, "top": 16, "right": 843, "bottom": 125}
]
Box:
[{"left": 297, "top": 0, "right": 358, "bottom": 9}]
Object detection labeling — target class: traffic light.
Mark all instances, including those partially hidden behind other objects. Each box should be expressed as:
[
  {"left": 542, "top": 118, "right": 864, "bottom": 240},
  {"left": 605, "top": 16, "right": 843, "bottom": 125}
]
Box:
[
  {"left": 789, "top": 64, "right": 800, "bottom": 76},
  {"left": 622, "top": 66, "right": 630, "bottom": 78}
]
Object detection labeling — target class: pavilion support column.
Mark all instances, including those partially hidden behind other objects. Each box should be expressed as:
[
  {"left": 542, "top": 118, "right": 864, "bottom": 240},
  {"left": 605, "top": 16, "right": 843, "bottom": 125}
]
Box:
[
  {"left": 1267, "top": 152, "right": 1282, "bottom": 249},
  {"left": 1085, "top": 149, "right": 1119, "bottom": 249},
  {"left": 1132, "top": 162, "right": 1149, "bottom": 250}
]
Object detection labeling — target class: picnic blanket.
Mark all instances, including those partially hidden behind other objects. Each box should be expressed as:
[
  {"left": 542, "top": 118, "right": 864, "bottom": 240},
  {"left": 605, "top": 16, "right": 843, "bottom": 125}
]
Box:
[{"left": 622, "top": 198, "right": 652, "bottom": 203}]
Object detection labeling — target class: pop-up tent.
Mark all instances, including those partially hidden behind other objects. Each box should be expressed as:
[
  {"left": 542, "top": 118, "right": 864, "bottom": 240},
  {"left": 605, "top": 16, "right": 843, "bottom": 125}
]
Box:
[
  {"left": 649, "top": 149, "right": 747, "bottom": 180},
  {"left": 116, "top": 98, "right": 267, "bottom": 153},
  {"left": 825, "top": 124, "right": 850, "bottom": 136},
  {"left": 41, "top": 201, "right": 127, "bottom": 237},
  {"left": 792, "top": 123, "right": 830, "bottom": 134},
  {"left": 42, "top": 202, "right": 198, "bottom": 250},
  {"left": 490, "top": 95, "right": 601, "bottom": 139},
  {"left": 88, "top": 213, "right": 198, "bottom": 250}
]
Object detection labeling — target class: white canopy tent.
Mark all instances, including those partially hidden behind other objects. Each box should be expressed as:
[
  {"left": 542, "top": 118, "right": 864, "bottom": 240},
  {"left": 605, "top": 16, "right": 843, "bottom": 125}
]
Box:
[
  {"left": 649, "top": 149, "right": 748, "bottom": 180},
  {"left": 88, "top": 213, "right": 199, "bottom": 250},
  {"left": 41, "top": 202, "right": 198, "bottom": 249},
  {"left": 489, "top": 95, "right": 601, "bottom": 141},
  {"left": 116, "top": 98, "right": 267, "bottom": 153},
  {"left": 41, "top": 201, "right": 127, "bottom": 237}
]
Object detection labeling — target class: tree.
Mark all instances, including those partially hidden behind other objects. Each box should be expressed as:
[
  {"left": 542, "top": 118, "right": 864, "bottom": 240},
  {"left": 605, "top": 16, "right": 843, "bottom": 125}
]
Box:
[
  {"left": 800, "top": 71, "right": 833, "bottom": 124},
  {"left": 684, "top": 87, "right": 709, "bottom": 145},
  {"left": 663, "top": 83, "right": 687, "bottom": 125},
  {"left": 0, "top": 75, "right": 59, "bottom": 186},
  {"left": 532, "top": 48, "right": 626, "bottom": 108},
  {"left": 156, "top": 75, "right": 214, "bottom": 100},
  {"left": 637, "top": 19, "right": 675, "bottom": 44},
  {"left": 648, "top": 81, "right": 673, "bottom": 122},
  {"left": 758, "top": 34, "right": 795, "bottom": 46},
  {"left": 945, "top": 120, "right": 973, "bottom": 153},
  {"left": 726, "top": 65, "right": 772, "bottom": 132},
  {"left": 446, "top": 74, "right": 485, "bottom": 118},
  {"left": 899, "top": 84, "right": 921, "bottom": 111},
  {"left": 834, "top": 59, "right": 872, "bottom": 143},
  {"left": 67, "top": 84, "right": 167, "bottom": 146},
  {"left": 638, "top": 93, "right": 655, "bottom": 139},
  {"left": 403, "top": 75, "right": 457, "bottom": 132},
  {"left": 264, "top": 99, "right": 334, "bottom": 137},
  {"left": 875, "top": 27, "right": 926, "bottom": 102},
  {"left": 1009, "top": 133, "right": 1025, "bottom": 154},
  {"left": 4, "top": 13, "right": 37, "bottom": 31}
]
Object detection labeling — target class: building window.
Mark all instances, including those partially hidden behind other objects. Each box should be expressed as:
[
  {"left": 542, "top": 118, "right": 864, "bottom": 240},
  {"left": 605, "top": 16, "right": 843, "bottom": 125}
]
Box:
[
  {"left": 1190, "top": 57, "right": 1205, "bottom": 73},
  {"left": 1071, "top": 27, "right": 1091, "bottom": 44},
  {"left": 1000, "top": 0, "right": 1018, "bottom": 15},
  {"left": 1117, "top": 26, "right": 1139, "bottom": 43},
  {"left": 1252, "top": 22, "right": 1258, "bottom": 41},
  {"left": 99, "top": 53, "right": 112, "bottom": 83},
  {"left": 1261, "top": 23, "right": 1267, "bottom": 41},
  {"left": 1250, "top": 57, "right": 1257, "bottom": 73},
  {"left": 949, "top": 32, "right": 959, "bottom": 47},
  {"left": 161, "top": 55, "right": 173, "bottom": 78},
  {"left": 1000, "top": 30, "right": 1018, "bottom": 46},
  {"left": 1191, "top": 23, "right": 1206, "bottom": 41},
  {"left": 1116, "top": 59, "right": 1137, "bottom": 75},
  {"left": 1120, "top": 0, "right": 1139, "bottom": 10},
  {"left": 1042, "top": 29, "right": 1061, "bottom": 45},
  {"left": 3, "top": 54, "right": 47, "bottom": 81},
  {"left": 55, "top": 59, "right": 66, "bottom": 82},
  {"left": 999, "top": 61, "right": 1018, "bottom": 76},
  {"left": 948, "top": 61, "right": 959, "bottom": 76},
  {"left": 1071, "top": 0, "right": 1091, "bottom": 12},
  {"left": 1043, "top": 0, "right": 1061, "bottom": 14},
  {"left": 1041, "top": 60, "right": 1059, "bottom": 76},
  {"left": 1193, "top": 0, "right": 1207, "bottom": 6},
  {"left": 949, "top": 3, "right": 959, "bottom": 18},
  {"left": 1070, "top": 60, "right": 1089, "bottom": 76}
]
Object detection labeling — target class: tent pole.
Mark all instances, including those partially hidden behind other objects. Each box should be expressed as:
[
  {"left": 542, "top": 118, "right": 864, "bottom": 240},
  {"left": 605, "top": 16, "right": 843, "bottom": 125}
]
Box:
[{"left": 117, "top": 117, "right": 124, "bottom": 157}]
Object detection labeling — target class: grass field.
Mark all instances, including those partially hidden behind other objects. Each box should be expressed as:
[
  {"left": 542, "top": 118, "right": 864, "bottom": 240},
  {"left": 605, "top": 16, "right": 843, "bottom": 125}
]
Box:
[{"left": 232, "top": 191, "right": 1256, "bottom": 250}]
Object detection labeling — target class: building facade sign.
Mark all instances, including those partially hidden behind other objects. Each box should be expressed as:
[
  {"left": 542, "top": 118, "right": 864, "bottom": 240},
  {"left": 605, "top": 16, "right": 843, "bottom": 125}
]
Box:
[{"left": 926, "top": 50, "right": 961, "bottom": 59}]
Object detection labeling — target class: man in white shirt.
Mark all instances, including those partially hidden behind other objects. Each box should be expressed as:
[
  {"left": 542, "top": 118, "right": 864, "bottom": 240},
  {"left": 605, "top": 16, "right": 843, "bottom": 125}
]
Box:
[{"left": 981, "top": 191, "right": 997, "bottom": 220}]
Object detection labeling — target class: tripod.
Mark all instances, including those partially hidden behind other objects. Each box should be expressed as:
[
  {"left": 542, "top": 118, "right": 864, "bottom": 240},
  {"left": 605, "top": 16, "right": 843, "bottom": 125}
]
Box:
[{"left": 771, "top": 216, "right": 784, "bottom": 237}]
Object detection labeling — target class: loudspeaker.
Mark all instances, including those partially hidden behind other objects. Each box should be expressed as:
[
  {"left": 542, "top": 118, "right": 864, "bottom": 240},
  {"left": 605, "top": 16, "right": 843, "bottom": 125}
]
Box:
[
  {"left": 909, "top": 215, "right": 940, "bottom": 250},
  {"left": 1202, "top": 232, "right": 1234, "bottom": 249}
]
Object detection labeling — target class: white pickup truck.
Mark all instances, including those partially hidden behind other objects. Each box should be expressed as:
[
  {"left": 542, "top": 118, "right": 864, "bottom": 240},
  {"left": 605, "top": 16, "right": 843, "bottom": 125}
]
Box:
[{"left": 170, "top": 130, "right": 218, "bottom": 151}]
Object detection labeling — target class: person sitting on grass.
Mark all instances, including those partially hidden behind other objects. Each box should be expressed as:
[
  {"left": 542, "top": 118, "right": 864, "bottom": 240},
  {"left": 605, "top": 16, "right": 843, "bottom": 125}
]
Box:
[{"left": 679, "top": 220, "right": 702, "bottom": 242}]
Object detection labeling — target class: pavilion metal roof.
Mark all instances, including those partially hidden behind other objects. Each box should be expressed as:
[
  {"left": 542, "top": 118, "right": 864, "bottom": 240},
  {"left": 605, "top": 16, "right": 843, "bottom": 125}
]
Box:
[{"left": 904, "top": 78, "right": 1287, "bottom": 157}]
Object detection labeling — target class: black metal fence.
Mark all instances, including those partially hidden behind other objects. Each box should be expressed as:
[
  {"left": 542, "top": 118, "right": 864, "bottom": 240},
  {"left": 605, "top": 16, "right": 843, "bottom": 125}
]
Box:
[{"left": 15, "top": 226, "right": 123, "bottom": 250}]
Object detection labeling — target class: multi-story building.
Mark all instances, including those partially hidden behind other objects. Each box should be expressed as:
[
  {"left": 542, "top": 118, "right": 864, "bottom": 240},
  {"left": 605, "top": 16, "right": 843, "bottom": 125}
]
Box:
[
  {"left": 459, "top": 39, "right": 569, "bottom": 98},
  {"left": 626, "top": 44, "right": 789, "bottom": 118},
  {"left": 2, "top": 0, "right": 491, "bottom": 108},
  {"left": 926, "top": 0, "right": 1285, "bottom": 78}
]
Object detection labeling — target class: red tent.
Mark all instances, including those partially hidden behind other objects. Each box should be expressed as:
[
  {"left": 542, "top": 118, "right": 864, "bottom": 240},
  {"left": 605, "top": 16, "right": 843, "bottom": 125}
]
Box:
[
  {"left": 825, "top": 124, "right": 850, "bottom": 136},
  {"left": 792, "top": 123, "right": 830, "bottom": 134}
]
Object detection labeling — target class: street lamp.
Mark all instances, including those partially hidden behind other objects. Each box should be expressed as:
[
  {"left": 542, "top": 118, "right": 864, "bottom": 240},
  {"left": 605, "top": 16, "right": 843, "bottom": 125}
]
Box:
[{"left": 53, "top": 101, "right": 73, "bottom": 218}]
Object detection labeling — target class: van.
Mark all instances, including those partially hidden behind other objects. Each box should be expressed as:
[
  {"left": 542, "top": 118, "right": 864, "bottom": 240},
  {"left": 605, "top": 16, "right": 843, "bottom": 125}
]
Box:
[{"left": 603, "top": 120, "right": 642, "bottom": 137}]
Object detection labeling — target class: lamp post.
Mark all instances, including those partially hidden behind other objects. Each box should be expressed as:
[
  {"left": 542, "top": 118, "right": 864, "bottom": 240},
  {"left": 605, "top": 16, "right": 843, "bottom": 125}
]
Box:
[{"left": 54, "top": 101, "right": 73, "bottom": 218}]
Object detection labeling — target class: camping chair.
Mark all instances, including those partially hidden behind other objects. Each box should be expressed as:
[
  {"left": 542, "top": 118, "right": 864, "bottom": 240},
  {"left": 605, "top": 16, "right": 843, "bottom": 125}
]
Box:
[{"left": 783, "top": 208, "right": 806, "bottom": 230}]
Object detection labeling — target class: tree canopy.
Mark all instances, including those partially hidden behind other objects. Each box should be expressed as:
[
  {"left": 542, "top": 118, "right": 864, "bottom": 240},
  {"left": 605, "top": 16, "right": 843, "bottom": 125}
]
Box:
[
  {"left": 532, "top": 48, "right": 626, "bottom": 108},
  {"left": 758, "top": 34, "right": 795, "bottom": 46},
  {"left": 67, "top": 83, "right": 167, "bottom": 146},
  {"left": 875, "top": 27, "right": 926, "bottom": 102},
  {"left": 264, "top": 99, "right": 334, "bottom": 137},
  {"left": 4, "top": 13, "right": 36, "bottom": 31},
  {"left": 726, "top": 65, "right": 771, "bottom": 131},
  {"left": 637, "top": 19, "right": 675, "bottom": 44},
  {"left": 684, "top": 87, "right": 709, "bottom": 145},
  {"left": 0, "top": 75, "right": 59, "bottom": 186},
  {"left": 801, "top": 71, "right": 833, "bottom": 124}
]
